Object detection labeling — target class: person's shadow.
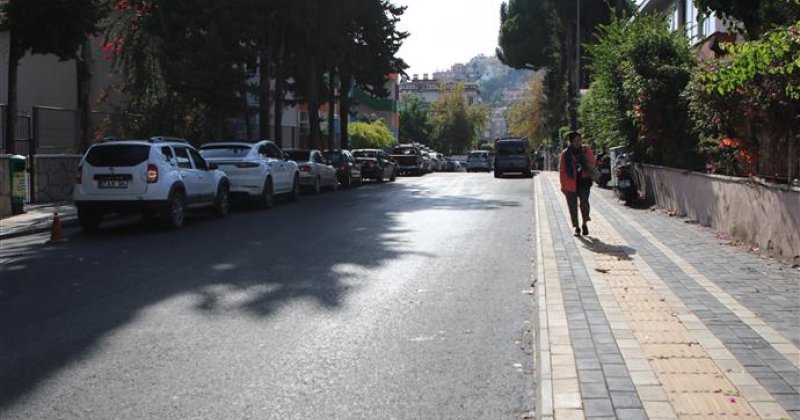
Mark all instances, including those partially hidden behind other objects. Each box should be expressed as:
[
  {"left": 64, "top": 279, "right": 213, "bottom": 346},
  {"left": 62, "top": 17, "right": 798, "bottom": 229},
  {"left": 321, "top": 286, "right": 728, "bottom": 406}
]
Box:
[{"left": 577, "top": 236, "right": 636, "bottom": 260}]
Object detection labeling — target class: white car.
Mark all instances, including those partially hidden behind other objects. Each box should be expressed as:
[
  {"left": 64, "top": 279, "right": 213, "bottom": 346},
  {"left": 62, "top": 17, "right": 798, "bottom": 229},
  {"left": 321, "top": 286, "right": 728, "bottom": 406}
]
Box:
[
  {"left": 200, "top": 141, "right": 300, "bottom": 208},
  {"left": 284, "top": 149, "right": 338, "bottom": 193},
  {"left": 74, "top": 138, "right": 230, "bottom": 230},
  {"left": 466, "top": 151, "right": 494, "bottom": 172}
]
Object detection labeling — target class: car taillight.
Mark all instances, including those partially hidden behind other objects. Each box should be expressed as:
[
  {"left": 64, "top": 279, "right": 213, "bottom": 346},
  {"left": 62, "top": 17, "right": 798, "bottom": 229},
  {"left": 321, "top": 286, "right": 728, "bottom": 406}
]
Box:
[
  {"left": 299, "top": 165, "right": 312, "bottom": 172},
  {"left": 75, "top": 165, "right": 82, "bottom": 184},
  {"left": 147, "top": 164, "right": 159, "bottom": 183},
  {"left": 235, "top": 162, "right": 260, "bottom": 168}
]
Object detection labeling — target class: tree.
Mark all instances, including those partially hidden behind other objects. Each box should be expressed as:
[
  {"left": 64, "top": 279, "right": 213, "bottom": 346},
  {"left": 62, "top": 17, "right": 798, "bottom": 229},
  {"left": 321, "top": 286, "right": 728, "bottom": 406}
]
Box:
[
  {"left": 694, "top": 0, "right": 800, "bottom": 39},
  {"left": 508, "top": 72, "right": 547, "bottom": 144},
  {"left": 0, "top": 0, "right": 102, "bottom": 153},
  {"left": 399, "top": 94, "right": 432, "bottom": 143},
  {"left": 430, "top": 83, "right": 489, "bottom": 154},
  {"left": 348, "top": 120, "right": 394, "bottom": 149}
]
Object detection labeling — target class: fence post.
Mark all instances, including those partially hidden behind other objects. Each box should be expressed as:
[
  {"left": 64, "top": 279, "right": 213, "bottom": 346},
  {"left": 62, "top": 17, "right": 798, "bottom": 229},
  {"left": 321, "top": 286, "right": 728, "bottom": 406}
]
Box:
[{"left": 30, "top": 106, "right": 38, "bottom": 203}]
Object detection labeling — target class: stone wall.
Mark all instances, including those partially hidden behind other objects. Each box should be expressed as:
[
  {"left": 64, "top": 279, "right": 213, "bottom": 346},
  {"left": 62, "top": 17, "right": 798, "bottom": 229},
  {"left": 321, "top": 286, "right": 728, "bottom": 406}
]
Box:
[
  {"left": 640, "top": 164, "right": 800, "bottom": 264},
  {"left": 33, "top": 155, "right": 82, "bottom": 203}
]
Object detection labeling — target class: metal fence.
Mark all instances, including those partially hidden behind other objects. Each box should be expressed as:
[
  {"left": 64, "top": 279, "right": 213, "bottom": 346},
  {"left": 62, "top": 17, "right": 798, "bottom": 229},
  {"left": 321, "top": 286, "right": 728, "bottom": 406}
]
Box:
[
  {"left": 32, "top": 106, "right": 81, "bottom": 154},
  {"left": 757, "top": 136, "right": 799, "bottom": 184},
  {"left": 0, "top": 104, "right": 33, "bottom": 156}
]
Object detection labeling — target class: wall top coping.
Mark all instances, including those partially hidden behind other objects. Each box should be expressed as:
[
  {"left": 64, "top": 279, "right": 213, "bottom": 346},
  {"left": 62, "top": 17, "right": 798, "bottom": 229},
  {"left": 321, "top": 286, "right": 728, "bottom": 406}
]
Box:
[{"left": 642, "top": 163, "right": 800, "bottom": 193}]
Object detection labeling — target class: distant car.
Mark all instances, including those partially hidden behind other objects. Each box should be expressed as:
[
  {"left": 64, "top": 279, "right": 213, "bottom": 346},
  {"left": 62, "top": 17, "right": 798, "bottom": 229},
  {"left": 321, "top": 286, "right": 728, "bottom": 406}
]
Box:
[
  {"left": 428, "top": 153, "right": 442, "bottom": 171},
  {"left": 325, "top": 150, "right": 363, "bottom": 188},
  {"left": 352, "top": 149, "right": 397, "bottom": 182},
  {"left": 200, "top": 140, "right": 300, "bottom": 207},
  {"left": 285, "top": 149, "right": 338, "bottom": 193},
  {"left": 466, "top": 150, "right": 493, "bottom": 172},
  {"left": 421, "top": 151, "right": 432, "bottom": 173},
  {"left": 494, "top": 138, "right": 533, "bottom": 178},
  {"left": 391, "top": 144, "right": 424, "bottom": 176},
  {"left": 74, "top": 137, "right": 230, "bottom": 230}
]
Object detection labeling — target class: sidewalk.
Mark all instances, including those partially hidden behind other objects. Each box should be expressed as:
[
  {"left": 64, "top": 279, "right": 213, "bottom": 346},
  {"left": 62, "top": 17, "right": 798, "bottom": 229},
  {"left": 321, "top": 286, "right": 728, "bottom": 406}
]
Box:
[
  {"left": 0, "top": 202, "right": 77, "bottom": 240},
  {"left": 533, "top": 172, "right": 799, "bottom": 420}
]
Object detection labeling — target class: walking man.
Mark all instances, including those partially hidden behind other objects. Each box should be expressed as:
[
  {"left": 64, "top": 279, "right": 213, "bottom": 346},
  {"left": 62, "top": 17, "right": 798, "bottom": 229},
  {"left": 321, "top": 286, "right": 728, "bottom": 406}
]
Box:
[{"left": 559, "top": 131, "right": 596, "bottom": 236}]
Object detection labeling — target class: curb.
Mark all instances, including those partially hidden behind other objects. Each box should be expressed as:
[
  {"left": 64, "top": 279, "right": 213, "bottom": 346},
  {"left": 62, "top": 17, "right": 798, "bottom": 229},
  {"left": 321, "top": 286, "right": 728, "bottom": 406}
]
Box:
[{"left": 0, "top": 216, "right": 78, "bottom": 240}]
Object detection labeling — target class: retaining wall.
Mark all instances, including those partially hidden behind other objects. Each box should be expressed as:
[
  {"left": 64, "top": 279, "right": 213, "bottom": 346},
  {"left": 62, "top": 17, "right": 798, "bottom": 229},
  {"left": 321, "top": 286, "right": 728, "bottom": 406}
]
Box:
[{"left": 639, "top": 164, "right": 800, "bottom": 264}]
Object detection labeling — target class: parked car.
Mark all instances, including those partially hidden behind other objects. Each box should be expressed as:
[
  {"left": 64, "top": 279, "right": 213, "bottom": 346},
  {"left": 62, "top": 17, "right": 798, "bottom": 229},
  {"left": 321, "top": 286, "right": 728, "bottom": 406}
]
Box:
[
  {"left": 285, "top": 149, "right": 338, "bottom": 193},
  {"left": 466, "top": 150, "right": 493, "bottom": 172},
  {"left": 428, "top": 153, "right": 442, "bottom": 171},
  {"left": 494, "top": 138, "right": 533, "bottom": 178},
  {"left": 199, "top": 140, "right": 300, "bottom": 207},
  {"left": 325, "top": 150, "right": 363, "bottom": 188},
  {"left": 352, "top": 149, "right": 397, "bottom": 182},
  {"left": 391, "top": 144, "right": 424, "bottom": 176},
  {"left": 74, "top": 137, "right": 230, "bottom": 230},
  {"left": 421, "top": 151, "right": 432, "bottom": 173}
]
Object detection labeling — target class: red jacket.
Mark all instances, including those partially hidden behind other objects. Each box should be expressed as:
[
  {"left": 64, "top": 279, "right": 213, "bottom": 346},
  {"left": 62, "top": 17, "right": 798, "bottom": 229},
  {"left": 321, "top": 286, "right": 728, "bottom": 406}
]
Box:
[{"left": 559, "top": 146, "right": 596, "bottom": 193}]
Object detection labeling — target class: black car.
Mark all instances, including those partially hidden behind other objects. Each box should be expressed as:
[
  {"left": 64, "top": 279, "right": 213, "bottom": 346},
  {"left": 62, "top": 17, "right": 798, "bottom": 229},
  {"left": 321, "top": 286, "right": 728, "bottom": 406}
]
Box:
[
  {"left": 352, "top": 149, "right": 397, "bottom": 182},
  {"left": 325, "top": 150, "right": 363, "bottom": 188}
]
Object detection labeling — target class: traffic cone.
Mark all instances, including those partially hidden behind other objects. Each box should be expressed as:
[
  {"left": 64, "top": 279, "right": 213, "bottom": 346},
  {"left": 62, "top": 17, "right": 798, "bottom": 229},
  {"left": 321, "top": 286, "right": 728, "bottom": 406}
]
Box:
[{"left": 47, "top": 212, "right": 67, "bottom": 244}]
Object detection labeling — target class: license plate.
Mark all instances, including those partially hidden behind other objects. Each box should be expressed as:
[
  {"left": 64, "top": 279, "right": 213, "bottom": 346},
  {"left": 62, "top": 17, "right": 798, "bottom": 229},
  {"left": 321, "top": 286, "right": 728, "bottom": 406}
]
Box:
[
  {"left": 99, "top": 179, "right": 129, "bottom": 189},
  {"left": 618, "top": 179, "right": 631, "bottom": 188},
  {"left": 601, "top": 169, "right": 610, "bottom": 174}
]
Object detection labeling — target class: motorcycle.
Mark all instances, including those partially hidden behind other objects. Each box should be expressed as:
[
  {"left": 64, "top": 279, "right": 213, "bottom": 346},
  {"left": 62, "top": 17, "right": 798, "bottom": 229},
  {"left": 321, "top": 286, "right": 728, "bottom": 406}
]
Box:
[{"left": 614, "top": 153, "right": 638, "bottom": 204}]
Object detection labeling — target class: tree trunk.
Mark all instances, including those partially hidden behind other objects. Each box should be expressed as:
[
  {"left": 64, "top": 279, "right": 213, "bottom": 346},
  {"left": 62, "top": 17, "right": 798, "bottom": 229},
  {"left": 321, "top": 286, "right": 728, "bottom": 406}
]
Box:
[
  {"left": 5, "top": 30, "right": 19, "bottom": 155},
  {"left": 77, "top": 37, "right": 93, "bottom": 152},
  {"left": 258, "top": 48, "right": 271, "bottom": 140},
  {"left": 308, "top": 55, "right": 321, "bottom": 149},
  {"left": 339, "top": 73, "right": 352, "bottom": 150},
  {"left": 273, "top": 39, "right": 284, "bottom": 147},
  {"left": 242, "top": 85, "right": 253, "bottom": 140},
  {"left": 327, "top": 70, "right": 336, "bottom": 151},
  {"left": 566, "top": 21, "right": 578, "bottom": 130}
]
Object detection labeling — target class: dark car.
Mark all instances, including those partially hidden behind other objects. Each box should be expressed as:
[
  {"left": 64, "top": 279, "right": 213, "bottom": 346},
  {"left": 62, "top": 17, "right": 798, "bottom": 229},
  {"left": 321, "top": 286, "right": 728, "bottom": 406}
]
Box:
[
  {"left": 390, "top": 144, "right": 424, "bottom": 176},
  {"left": 494, "top": 138, "right": 533, "bottom": 178},
  {"left": 352, "top": 149, "right": 397, "bottom": 182},
  {"left": 325, "top": 150, "right": 363, "bottom": 188}
]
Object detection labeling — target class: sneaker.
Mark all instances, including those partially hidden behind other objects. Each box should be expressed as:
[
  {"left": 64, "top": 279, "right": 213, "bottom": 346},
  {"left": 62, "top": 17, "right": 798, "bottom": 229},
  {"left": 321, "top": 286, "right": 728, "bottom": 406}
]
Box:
[
  {"left": 582, "top": 224, "right": 589, "bottom": 236},
  {"left": 574, "top": 227, "right": 581, "bottom": 236}
]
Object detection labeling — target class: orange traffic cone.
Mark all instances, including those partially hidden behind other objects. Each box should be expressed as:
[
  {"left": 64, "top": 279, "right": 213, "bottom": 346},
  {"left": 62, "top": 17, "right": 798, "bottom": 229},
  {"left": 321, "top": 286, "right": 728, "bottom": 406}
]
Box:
[{"left": 47, "top": 212, "right": 67, "bottom": 244}]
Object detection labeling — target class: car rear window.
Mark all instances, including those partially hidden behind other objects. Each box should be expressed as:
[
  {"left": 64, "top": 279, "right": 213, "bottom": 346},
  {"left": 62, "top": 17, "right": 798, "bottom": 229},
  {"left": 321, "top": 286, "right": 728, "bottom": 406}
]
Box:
[
  {"left": 286, "top": 151, "right": 310, "bottom": 162},
  {"left": 200, "top": 145, "right": 252, "bottom": 158},
  {"left": 468, "top": 153, "right": 488, "bottom": 161},
  {"left": 392, "top": 147, "right": 416, "bottom": 155},
  {"left": 353, "top": 151, "right": 377, "bottom": 158},
  {"left": 85, "top": 145, "right": 150, "bottom": 167},
  {"left": 496, "top": 141, "right": 528, "bottom": 155}
]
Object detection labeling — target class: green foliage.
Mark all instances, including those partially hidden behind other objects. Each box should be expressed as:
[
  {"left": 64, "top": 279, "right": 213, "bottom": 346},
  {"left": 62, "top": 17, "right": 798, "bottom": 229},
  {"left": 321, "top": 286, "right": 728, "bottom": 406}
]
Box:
[
  {"left": 688, "top": 21, "right": 800, "bottom": 179},
  {"left": 348, "top": 120, "right": 395, "bottom": 149},
  {"left": 693, "top": 0, "right": 800, "bottom": 39},
  {"left": 399, "top": 94, "right": 432, "bottom": 143},
  {"left": 508, "top": 72, "right": 547, "bottom": 143},
  {"left": 430, "top": 83, "right": 489, "bottom": 154},
  {"left": 581, "top": 14, "right": 699, "bottom": 168}
]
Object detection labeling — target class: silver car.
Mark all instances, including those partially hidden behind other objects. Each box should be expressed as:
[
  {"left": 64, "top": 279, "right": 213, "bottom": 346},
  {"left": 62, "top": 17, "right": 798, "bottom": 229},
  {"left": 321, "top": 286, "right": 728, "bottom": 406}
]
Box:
[{"left": 285, "top": 149, "right": 338, "bottom": 193}]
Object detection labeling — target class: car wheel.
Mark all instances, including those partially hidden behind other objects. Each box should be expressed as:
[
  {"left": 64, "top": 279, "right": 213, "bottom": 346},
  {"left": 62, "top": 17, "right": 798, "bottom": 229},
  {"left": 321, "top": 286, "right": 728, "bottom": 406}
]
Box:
[
  {"left": 78, "top": 208, "right": 102, "bottom": 231},
  {"left": 289, "top": 175, "right": 300, "bottom": 202},
  {"left": 345, "top": 173, "right": 352, "bottom": 188},
  {"left": 524, "top": 170, "right": 534, "bottom": 178},
  {"left": 376, "top": 172, "right": 384, "bottom": 183},
  {"left": 494, "top": 171, "right": 502, "bottom": 178},
  {"left": 260, "top": 178, "right": 275, "bottom": 209},
  {"left": 165, "top": 191, "right": 186, "bottom": 229},
  {"left": 390, "top": 170, "right": 396, "bottom": 182},
  {"left": 331, "top": 177, "right": 339, "bottom": 192},
  {"left": 214, "top": 183, "right": 230, "bottom": 218}
]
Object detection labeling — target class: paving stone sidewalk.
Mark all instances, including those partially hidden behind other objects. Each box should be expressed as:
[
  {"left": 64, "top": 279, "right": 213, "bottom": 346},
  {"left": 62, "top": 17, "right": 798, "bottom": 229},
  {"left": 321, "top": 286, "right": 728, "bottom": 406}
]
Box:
[
  {"left": 0, "top": 202, "right": 77, "bottom": 239},
  {"left": 533, "top": 172, "right": 799, "bottom": 420}
]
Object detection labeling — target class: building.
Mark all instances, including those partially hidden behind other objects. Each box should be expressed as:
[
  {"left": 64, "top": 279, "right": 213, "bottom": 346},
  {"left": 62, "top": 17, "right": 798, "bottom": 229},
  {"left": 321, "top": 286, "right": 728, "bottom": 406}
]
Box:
[
  {"left": 637, "top": 0, "right": 739, "bottom": 59},
  {"left": 399, "top": 74, "right": 481, "bottom": 107},
  {"left": 351, "top": 73, "right": 401, "bottom": 141},
  {"left": 433, "top": 63, "right": 467, "bottom": 82}
]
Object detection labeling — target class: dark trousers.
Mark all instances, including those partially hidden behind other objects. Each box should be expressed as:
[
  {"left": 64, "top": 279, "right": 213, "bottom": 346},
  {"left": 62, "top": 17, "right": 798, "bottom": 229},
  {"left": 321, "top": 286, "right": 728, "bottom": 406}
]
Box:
[{"left": 564, "top": 186, "right": 591, "bottom": 228}]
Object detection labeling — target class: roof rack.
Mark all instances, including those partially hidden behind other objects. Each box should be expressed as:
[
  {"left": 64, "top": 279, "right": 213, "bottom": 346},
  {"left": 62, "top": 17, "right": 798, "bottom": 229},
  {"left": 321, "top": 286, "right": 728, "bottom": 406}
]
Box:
[{"left": 150, "top": 136, "right": 189, "bottom": 144}]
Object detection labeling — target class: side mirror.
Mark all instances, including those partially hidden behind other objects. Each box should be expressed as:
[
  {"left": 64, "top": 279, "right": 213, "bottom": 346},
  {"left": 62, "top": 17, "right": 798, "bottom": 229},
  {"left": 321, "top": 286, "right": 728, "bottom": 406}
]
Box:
[{"left": 208, "top": 163, "right": 219, "bottom": 170}]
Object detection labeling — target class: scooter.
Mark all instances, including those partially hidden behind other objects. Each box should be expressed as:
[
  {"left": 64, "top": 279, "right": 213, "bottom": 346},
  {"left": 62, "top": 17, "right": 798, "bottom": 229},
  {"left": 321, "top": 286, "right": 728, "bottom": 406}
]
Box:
[{"left": 614, "top": 153, "right": 638, "bottom": 204}]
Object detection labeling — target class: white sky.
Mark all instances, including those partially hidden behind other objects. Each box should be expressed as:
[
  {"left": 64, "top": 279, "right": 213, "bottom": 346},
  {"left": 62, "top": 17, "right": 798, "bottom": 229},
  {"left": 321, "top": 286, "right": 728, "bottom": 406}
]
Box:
[{"left": 393, "top": 0, "right": 506, "bottom": 76}]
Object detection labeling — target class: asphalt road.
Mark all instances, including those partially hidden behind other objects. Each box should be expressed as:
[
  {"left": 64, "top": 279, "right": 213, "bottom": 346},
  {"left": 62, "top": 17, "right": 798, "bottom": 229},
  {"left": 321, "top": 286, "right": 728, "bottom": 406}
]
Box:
[{"left": 0, "top": 172, "right": 536, "bottom": 420}]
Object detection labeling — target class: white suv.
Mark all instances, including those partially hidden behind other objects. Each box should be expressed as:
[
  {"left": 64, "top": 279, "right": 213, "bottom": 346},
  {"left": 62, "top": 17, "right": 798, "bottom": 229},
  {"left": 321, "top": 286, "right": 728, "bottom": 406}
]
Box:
[{"left": 74, "top": 138, "right": 230, "bottom": 230}]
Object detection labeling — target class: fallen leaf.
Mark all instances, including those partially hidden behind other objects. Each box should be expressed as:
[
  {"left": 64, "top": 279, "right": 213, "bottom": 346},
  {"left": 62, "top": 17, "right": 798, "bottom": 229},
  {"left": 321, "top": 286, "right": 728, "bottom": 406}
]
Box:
[{"left": 595, "top": 268, "right": 609, "bottom": 273}]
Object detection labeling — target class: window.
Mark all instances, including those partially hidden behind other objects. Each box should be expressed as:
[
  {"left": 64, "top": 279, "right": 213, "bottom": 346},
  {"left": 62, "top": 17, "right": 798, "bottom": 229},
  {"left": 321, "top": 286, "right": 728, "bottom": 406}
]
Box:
[
  {"left": 188, "top": 149, "right": 208, "bottom": 170},
  {"left": 174, "top": 147, "right": 193, "bottom": 169},
  {"left": 85, "top": 145, "right": 150, "bottom": 167},
  {"left": 258, "top": 145, "right": 269, "bottom": 157},
  {"left": 161, "top": 146, "right": 175, "bottom": 164},
  {"left": 313, "top": 152, "right": 325, "bottom": 164},
  {"left": 265, "top": 144, "right": 283, "bottom": 159},
  {"left": 200, "top": 145, "right": 251, "bottom": 158}
]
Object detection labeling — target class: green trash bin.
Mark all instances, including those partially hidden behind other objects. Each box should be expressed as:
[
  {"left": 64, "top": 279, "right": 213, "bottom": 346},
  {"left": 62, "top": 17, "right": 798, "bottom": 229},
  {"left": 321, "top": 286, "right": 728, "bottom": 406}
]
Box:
[{"left": 9, "top": 155, "right": 27, "bottom": 215}]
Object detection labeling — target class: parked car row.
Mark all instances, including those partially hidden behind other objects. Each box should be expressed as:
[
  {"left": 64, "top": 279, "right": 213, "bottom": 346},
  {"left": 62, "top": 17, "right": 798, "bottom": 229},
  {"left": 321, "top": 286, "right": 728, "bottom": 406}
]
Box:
[
  {"left": 72, "top": 137, "right": 399, "bottom": 231},
  {"left": 389, "top": 143, "right": 464, "bottom": 176}
]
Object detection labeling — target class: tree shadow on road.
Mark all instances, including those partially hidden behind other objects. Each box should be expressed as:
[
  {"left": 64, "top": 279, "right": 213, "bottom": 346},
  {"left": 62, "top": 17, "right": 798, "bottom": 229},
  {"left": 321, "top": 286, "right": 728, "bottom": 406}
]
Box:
[{"left": 0, "top": 181, "right": 522, "bottom": 408}]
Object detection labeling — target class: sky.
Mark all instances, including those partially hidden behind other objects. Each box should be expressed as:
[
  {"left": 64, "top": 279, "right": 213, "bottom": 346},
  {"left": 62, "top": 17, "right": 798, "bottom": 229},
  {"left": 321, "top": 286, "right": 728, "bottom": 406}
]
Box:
[{"left": 392, "top": 0, "right": 506, "bottom": 76}]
